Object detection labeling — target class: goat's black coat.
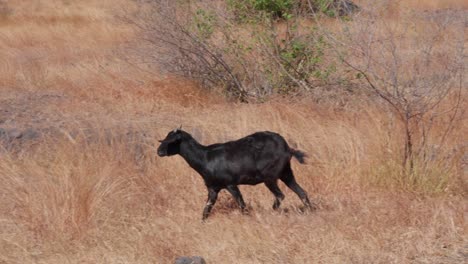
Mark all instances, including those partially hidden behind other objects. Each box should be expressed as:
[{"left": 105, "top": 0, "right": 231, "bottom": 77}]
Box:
[{"left": 157, "top": 129, "right": 312, "bottom": 220}]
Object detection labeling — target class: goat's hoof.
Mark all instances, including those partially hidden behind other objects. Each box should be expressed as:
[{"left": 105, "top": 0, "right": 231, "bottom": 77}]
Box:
[
  {"left": 298, "top": 204, "right": 316, "bottom": 213},
  {"left": 307, "top": 202, "right": 319, "bottom": 211}
]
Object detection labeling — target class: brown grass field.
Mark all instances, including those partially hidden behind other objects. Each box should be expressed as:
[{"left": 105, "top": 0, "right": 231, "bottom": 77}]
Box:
[{"left": 0, "top": 0, "right": 466, "bottom": 263}]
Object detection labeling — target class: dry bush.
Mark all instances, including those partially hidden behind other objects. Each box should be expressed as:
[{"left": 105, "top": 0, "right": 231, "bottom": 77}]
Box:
[
  {"left": 128, "top": 0, "right": 342, "bottom": 101},
  {"left": 317, "top": 1, "right": 467, "bottom": 192}
]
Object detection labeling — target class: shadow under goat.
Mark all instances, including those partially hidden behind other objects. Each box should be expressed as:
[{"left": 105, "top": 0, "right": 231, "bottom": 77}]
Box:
[{"left": 157, "top": 128, "right": 313, "bottom": 220}]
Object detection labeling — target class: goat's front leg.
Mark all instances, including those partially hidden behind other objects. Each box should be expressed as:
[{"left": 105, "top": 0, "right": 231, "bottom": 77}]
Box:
[
  {"left": 227, "top": 185, "right": 246, "bottom": 212},
  {"left": 202, "top": 187, "right": 219, "bottom": 220}
]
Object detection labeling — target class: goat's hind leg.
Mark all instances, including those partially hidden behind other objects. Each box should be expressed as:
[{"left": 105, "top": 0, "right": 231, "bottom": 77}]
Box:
[
  {"left": 264, "top": 181, "right": 285, "bottom": 210},
  {"left": 227, "top": 185, "right": 247, "bottom": 212},
  {"left": 202, "top": 187, "right": 220, "bottom": 220},
  {"left": 280, "top": 164, "right": 313, "bottom": 210}
]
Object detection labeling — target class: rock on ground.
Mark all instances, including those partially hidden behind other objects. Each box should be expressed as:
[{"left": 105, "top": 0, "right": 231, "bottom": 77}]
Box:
[{"left": 174, "top": 256, "right": 206, "bottom": 264}]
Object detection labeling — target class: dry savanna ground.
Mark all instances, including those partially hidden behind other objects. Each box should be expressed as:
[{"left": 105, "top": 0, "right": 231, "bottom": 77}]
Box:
[{"left": 0, "top": 0, "right": 466, "bottom": 263}]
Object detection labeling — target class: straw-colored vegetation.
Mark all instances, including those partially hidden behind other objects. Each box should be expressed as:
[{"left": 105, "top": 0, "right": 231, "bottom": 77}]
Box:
[{"left": 0, "top": 0, "right": 466, "bottom": 263}]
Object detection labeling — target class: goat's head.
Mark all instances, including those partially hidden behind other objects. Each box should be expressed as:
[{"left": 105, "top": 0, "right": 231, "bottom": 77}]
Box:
[{"left": 157, "top": 128, "right": 185, "bottom": 157}]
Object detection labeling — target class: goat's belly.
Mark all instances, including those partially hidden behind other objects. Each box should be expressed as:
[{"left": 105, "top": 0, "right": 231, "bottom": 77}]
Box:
[{"left": 238, "top": 175, "right": 264, "bottom": 185}]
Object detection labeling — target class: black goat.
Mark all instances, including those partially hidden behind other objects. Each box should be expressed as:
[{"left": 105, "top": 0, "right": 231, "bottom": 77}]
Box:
[{"left": 157, "top": 128, "right": 312, "bottom": 220}]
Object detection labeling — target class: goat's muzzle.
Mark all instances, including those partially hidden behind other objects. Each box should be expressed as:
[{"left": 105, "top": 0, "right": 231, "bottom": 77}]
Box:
[
  {"left": 157, "top": 147, "right": 167, "bottom": 157},
  {"left": 157, "top": 142, "right": 167, "bottom": 157}
]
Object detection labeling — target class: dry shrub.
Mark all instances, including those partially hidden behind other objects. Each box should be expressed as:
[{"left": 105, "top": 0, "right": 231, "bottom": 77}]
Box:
[
  {"left": 128, "top": 0, "right": 342, "bottom": 101},
  {"left": 318, "top": 0, "right": 466, "bottom": 192}
]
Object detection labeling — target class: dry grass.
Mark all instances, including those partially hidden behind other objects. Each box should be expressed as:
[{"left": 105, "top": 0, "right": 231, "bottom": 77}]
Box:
[
  {"left": 1, "top": 101, "right": 466, "bottom": 263},
  {"left": 0, "top": 0, "right": 467, "bottom": 263}
]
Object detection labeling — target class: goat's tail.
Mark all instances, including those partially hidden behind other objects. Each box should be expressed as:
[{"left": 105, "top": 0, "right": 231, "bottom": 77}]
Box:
[{"left": 290, "top": 148, "right": 307, "bottom": 164}]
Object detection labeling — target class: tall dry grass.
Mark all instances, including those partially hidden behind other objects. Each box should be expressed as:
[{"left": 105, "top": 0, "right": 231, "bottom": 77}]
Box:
[
  {"left": 0, "top": 0, "right": 466, "bottom": 263},
  {"left": 1, "top": 101, "right": 466, "bottom": 263}
]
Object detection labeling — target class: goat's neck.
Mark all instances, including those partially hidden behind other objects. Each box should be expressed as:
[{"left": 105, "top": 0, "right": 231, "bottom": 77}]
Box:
[{"left": 179, "top": 138, "right": 207, "bottom": 174}]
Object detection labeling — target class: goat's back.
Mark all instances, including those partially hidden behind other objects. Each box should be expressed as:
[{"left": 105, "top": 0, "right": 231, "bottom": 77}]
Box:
[{"left": 206, "top": 131, "right": 291, "bottom": 161}]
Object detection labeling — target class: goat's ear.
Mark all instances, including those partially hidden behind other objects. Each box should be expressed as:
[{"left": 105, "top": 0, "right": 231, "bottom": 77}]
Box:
[
  {"left": 179, "top": 124, "right": 182, "bottom": 130},
  {"left": 158, "top": 139, "right": 164, "bottom": 143}
]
